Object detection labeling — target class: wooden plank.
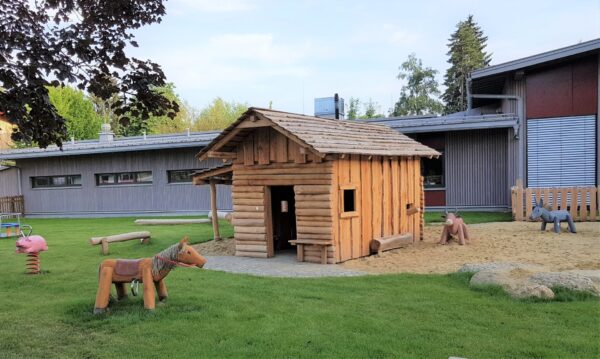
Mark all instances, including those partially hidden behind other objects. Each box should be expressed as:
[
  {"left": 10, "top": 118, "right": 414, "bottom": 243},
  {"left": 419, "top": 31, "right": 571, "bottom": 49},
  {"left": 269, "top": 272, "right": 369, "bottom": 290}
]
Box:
[
  {"left": 338, "top": 158, "right": 352, "bottom": 261},
  {"left": 289, "top": 239, "right": 333, "bottom": 245},
  {"left": 275, "top": 132, "right": 288, "bottom": 163},
  {"left": 231, "top": 218, "right": 264, "bottom": 226},
  {"left": 232, "top": 192, "right": 264, "bottom": 200},
  {"left": 296, "top": 220, "right": 331, "bottom": 228},
  {"left": 296, "top": 208, "right": 331, "bottom": 216},
  {"left": 295, "top": 194, "right": 331, "bottom": 202},
  {"left": 578, "top": 187, "right": 589, "bottom": 222},
  {"left": 516, "top": 185, "right": 524, "bottom": 221},
  {"left": 295, "top": 201, "right": 331, "bottom": 209},
  {"left": 235, "top": 251, "right": 268, "bottom": 258},
  {"left": 330, "top": 160, "right": 341, "bottom": 263},
  {"left": 296, "top": 233, "right": 332, "bottom": 240},
  {"left": 525, "top": 188, "right": 532, "bottom": 220},
  {"left": 256, "top": 127, "right": 270, "bottom": 165},
  {"left": 560, "top": 187, "right": 568, "bottom": 210},
  {"left": 382, "top": 158, "right": 392, "bottom": 236},
  {"left": 569, "top": 188, "right": 578, "bottom": 220},
  {"left": 232, "top": 185, "right": 263, "bottom": 193},
  {"left": 399, "top": 157, "right": 408, "bottom": 233},
  {"left": 391, "top": 159, "right": 400, "bottom": 235},
  {"left": 207, "top": 151, "right": 237, "bottom": 159},
  {"left": 542, "top": 187, "right": 550, "bottom": 209},
  {"left": 264, "top": 186, "right": 274, "bottom": 257},
  {"left": 551, "top": 188, "right": 559, "bottom": 210},
  {"left": 236, "top": 244, "right": 267, "bottom": 252},
  {"left": 296, "top": 226, "right": 332, "bottom": 235},
  {"left": 233, "top": 205, "right": 264, "bottom": 212},
  {"left": 233, "top": 212, "right": 264, "bottom": 219},
  {"left": 350, "top": 154, "right": 362, "bottom": 259},
  {"left": 243, "top": 135, "right": 254, "bottom": 165},
  {"left": 233, "top": 179, "right": 331, "bottom": 186},
  {"left": 590, "top": 187, "right": 597, "bottom": 221},
  {"left": 297, "top": 244, "right": 304, "bottom": 262},
  {"left": 235, "top": 232, "right": 266, "bottom": 241},
  {"left": 360, "top": 156, "right": 373, "bottom": 257},
  {"left": 419, "top": 175, "right": 425, "bottom": 241},
  {"left": 234, "top": 173, "right": 332, "bottom": 181},
  {"left": 371, "top": 156, "right": 383, "bottom": 240},
  {"left": 295, "top": 185, "right": 331, "bottom": 194},
  {"left": 294, "top": 216, "right": 332, "bottom": 223}
]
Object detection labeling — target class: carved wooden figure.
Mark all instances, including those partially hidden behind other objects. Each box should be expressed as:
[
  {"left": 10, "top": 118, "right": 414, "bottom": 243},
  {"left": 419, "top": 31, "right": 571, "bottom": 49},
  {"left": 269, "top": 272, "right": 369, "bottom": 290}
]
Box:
[
  {"left": 439, "top": 211, "right": 469, "bottom": 245},
  {"left": 93, "top": 237, "right": 207, "bottom": 314},
  {"left": 529, "top": 198, "right": 576, "bottom": 233}
]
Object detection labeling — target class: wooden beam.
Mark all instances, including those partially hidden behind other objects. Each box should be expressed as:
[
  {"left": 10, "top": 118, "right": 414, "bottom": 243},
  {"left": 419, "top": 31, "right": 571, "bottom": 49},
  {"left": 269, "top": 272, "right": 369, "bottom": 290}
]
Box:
[
  {"left": 207, "top": 151, "right": 237, "bottom": 159},
  {"left": 237, "top": 117, "right": 272, "bottom": 128},
  {"left": 209, "top": 179, "right": 221, "bottom": 241},
  {"left": 197, "top": 127, "right": 244, "bottom": 161}
]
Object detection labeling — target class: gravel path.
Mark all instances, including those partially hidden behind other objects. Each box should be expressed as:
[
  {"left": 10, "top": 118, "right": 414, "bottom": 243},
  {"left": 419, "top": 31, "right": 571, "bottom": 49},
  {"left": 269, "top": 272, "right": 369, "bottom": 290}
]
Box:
[{"left": 204, "top": 253, "right": 367, "bottom": 278}]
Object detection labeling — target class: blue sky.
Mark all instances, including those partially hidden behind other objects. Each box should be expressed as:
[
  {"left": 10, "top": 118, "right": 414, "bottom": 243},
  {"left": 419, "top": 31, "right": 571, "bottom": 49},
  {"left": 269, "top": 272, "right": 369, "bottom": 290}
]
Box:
[{"left": 130, "top": 0, "right": 599, "bottom": 116}]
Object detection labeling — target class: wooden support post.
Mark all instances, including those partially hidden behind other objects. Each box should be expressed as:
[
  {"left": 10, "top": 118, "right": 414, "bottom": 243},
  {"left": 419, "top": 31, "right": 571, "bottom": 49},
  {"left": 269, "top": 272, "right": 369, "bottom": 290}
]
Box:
[
  {"left": 297, "top": 244, "right": 304, "bottom": 262},
  {"left": 101, "top": 238, "right": 109, "bottom": 255},
  {"left": 209, "top": 179, "right": 221, "bottom": 241}
]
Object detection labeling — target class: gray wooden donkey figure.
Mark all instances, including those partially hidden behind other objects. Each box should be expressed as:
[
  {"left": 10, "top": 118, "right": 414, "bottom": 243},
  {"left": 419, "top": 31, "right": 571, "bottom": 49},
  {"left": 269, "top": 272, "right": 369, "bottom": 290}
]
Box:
[{"left": 529, "top": 198, "right": 576, "bottom": 233}]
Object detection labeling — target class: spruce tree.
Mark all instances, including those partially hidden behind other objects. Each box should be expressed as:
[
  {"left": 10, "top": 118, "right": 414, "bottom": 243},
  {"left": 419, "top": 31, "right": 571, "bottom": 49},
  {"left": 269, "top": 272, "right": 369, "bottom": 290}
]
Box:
[{"left": 442, "top": 15, "right": 492, "bottom": 114}]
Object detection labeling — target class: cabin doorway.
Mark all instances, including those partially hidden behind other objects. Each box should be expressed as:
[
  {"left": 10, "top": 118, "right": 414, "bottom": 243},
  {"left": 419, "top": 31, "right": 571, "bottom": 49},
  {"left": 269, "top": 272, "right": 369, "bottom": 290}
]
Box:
[{"left": 269, "top": 186, "right": 297, "bottom": 254}]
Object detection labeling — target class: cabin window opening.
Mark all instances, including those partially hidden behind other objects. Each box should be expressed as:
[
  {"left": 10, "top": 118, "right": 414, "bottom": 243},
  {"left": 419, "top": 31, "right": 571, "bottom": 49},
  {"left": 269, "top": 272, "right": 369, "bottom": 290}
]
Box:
[
  {"left": 167, "top": 169, "right": 198, "bottom": 183},
  {"left": 343, "top": 189, "right": 356, "bottom": 212},
  {"left": 422, "top": 152, "right": 444, "bottom": 188},
  {"left": 31, "top": 175, "right": 82, "bottom": 188},
  {"left": 96, "top": 171, "right": 153, "bottom": 186}
]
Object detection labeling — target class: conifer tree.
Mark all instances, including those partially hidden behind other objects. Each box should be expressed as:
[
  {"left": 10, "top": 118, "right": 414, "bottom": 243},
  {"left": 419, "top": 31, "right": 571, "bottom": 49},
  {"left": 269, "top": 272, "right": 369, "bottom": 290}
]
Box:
[{"left": 442, "top": 15, "right": 491, "bottom": 114}]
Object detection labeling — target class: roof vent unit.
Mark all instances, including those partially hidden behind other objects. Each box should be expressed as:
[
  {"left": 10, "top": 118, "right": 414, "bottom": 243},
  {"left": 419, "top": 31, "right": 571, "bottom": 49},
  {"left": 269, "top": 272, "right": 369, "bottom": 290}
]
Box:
[
  {"left": 314, "top": 93, "right": 344, "bottom": 119},
  {"left": 99, "top": 123, "right": 114, "bottom": 143}
]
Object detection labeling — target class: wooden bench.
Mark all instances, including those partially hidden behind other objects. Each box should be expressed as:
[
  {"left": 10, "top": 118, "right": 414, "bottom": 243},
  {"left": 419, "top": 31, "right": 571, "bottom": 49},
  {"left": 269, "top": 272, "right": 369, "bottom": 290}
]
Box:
[
  {"left": 90, "top": 231, "right": 151, "bottom": 255},
  {"left": 289, "top": 240, "right": 333, "bottom": 264}
]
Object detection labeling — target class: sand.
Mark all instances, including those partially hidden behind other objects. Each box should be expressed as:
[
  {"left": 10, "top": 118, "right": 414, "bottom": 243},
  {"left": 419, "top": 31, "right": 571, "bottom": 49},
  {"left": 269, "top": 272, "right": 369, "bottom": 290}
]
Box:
[
  {"left": 192, "top": 222, "right": 600, "bottom": 275},
  {"left": 193, "top": 237, "right": 236, "bottom": 256},
  {"left": 343, "top": 221, "right": 600, "bottom": 274}
]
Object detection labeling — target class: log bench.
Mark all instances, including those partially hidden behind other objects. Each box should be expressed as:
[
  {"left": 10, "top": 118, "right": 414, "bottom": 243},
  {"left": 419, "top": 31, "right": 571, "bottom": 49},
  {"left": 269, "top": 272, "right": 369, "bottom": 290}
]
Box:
[
  {"left": 289, "top": 240, "right": 333, "bottom": 264},
  {"left": 370, "top": 233, "right": 413, "bottom": 255},
  {"left": 90, "top": 231, "right": 151, "bottom": 255}
]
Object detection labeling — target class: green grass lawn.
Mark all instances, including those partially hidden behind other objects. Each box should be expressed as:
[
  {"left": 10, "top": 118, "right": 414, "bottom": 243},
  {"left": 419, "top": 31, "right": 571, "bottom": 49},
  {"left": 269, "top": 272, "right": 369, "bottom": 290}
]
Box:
[
  {"left": 0, "top": 217, "right": 598, "bottom": 359},
  {"left": 425, "top": 211, "right": 513, "bottom": 224}
]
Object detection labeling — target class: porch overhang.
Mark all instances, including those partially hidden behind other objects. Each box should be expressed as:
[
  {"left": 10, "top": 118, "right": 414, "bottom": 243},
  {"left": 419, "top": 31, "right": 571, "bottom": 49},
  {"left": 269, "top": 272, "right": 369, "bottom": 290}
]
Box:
[{"left": 192, "top": 163, "right": 233, "bottom": 185}]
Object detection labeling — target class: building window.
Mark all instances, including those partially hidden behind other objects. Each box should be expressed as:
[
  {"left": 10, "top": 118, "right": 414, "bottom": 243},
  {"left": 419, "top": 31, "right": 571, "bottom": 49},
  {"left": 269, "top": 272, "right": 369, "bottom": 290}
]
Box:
[
  {"left": 343, "top": 189, "right": 356, "bottom": 212},
  {"left": 31, "top": 175, "right": 81, "bottom": 188},
  {"left": 422, "top": 153, "right": 444, "bottom": 188},
  {"left": 167, "top": 169, "right": 197, "bottom": 183},
  {"left": 96, "top": 171, "right": 152, "bottom": 186}
]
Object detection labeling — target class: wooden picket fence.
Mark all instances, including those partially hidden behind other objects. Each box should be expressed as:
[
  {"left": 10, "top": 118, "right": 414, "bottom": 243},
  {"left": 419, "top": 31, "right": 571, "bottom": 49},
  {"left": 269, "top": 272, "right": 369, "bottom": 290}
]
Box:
[
  {"left": 511, "top": 183, "right": 599, "bottom": 221},
  {"left": 0, "top": 195, "right": 24, "bottom": 215}
]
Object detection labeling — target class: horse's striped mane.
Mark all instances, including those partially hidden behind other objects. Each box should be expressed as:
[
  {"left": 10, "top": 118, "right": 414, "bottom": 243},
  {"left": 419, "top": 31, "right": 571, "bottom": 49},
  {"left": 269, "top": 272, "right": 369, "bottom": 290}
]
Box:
[{"left": 151, "top": 242, "right": 184, "bottom": 276}]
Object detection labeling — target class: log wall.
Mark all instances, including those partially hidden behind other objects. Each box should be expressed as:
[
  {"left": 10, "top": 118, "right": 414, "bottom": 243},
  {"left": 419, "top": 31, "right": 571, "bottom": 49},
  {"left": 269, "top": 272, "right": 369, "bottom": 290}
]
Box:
[
  {"left": 231, "top": 127, "right": 335, "bottom": 261},
  {"left": 229, "top": 127, "right": 424, "bottom": 264},
  {"left": 332, "top": 155, "right": 423, "bottom": 262}
]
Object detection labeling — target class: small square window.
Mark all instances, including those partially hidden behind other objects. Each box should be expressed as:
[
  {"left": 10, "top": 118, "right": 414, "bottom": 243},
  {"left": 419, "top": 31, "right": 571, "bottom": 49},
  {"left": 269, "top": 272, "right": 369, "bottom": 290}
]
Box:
[{"left": 343, "top": 189, "right": 356, "bottom": 212}]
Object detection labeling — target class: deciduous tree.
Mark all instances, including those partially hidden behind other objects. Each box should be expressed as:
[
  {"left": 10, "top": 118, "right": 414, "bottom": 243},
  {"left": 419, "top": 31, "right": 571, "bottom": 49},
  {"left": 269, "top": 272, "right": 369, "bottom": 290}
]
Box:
[
  {"left": 193, "top": 98, "right": 248, "bottom": 131},
  {"left": 393, "top": 53, "right": 443, "bottom": 116},
  {"left": 0, "top": 0, "right": 177, "bottom": 148},
  {"left": 47, "top": 86, "right": 103, "bottom": 140}
]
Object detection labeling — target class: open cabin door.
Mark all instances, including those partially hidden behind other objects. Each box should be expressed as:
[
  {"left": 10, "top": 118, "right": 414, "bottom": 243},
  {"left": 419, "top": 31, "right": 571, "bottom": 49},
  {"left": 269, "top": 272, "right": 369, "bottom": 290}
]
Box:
[{"left": 267, "top": 186, "right": 297, "bottom": 256}]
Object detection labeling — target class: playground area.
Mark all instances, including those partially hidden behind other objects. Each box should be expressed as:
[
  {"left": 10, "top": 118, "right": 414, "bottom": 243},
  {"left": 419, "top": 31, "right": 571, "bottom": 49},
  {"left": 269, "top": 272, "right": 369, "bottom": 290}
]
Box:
[
  {"left": 0, "top": 216, "right": 598, "bottom": 358},
  {"left": 343, "top": 221, "right": 600, "bottom": 274}
]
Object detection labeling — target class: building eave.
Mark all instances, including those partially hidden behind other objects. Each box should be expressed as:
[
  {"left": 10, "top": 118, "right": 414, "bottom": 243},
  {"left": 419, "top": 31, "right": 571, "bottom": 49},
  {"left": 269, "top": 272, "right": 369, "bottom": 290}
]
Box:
[{"left": 471, "top": 38, "right": 600, "bottom": 79}]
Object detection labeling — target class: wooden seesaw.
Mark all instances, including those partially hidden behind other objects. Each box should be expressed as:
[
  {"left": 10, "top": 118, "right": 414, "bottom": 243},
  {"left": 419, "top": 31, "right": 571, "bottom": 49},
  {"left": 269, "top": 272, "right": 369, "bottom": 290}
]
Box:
[{"left": 90, "top": 231, "right": 151, "bottom": 255}]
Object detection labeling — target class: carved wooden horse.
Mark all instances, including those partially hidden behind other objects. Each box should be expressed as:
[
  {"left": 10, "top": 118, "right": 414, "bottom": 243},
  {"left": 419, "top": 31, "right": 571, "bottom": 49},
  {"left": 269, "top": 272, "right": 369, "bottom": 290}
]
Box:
[{"left": 94, "top": 237, "right": 207, "bottom": 314}]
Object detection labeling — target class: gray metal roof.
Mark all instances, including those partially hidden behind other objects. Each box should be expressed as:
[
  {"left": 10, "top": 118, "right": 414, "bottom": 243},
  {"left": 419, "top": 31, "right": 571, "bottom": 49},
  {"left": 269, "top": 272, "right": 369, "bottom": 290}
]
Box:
[
  {"left": 367, "top": 111, "right": 519, "bottom": 134},
  {"left": 0, "top": 131, "right": 220, "bottom": 160},
  {"left": 471, "top": 38, "right": 600, "bottom": 79}
]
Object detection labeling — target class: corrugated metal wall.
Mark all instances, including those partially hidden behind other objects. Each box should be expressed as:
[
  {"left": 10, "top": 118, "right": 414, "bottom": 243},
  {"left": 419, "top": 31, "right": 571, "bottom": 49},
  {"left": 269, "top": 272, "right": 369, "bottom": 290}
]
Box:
[
  {"left": 16, "top": 148, "right": 232, "bottom": 216},
  {"left": 0, "top": 167, "right": 20, "bottom": 196},
  {"left": 446, "top": 129, "right": 510, "bottom": 207}
]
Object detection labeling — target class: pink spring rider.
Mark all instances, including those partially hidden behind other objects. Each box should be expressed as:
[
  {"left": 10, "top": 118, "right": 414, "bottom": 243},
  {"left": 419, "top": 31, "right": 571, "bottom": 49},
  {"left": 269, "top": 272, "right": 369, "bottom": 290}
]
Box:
[{"left": 15, "top": 225, "right": 48, "bottom": 274}]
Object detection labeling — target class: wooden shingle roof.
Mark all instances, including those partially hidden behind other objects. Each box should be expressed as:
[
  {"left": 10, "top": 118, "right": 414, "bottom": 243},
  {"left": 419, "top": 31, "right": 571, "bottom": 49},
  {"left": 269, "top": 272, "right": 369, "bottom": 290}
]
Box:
[{"left": 197, "top": 107, "right": 439, "bottom": 160}]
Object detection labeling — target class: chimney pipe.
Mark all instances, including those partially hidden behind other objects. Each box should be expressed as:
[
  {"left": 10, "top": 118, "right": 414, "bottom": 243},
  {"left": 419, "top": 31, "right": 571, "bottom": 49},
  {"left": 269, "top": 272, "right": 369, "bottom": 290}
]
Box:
[
  {"left": 334, "top": 93, "right": 340, "bottom": 120},
  {"left": 99, "top": 123, "right": 114, "bottom": 143}
]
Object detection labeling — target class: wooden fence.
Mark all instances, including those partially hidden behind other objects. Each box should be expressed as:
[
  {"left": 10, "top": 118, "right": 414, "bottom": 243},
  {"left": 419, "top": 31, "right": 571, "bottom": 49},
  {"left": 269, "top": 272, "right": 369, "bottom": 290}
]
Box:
[
  {"left": 0, "top": 195, "right": 24, "bottom": 214},
  {"left": 511, "top": 184, "right": 599, "bottom": 221}
]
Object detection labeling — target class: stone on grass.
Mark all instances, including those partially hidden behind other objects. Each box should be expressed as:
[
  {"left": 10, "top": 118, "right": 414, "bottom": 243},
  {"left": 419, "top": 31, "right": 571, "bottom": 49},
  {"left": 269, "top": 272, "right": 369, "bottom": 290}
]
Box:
[
  {"left": 459, "top": 262, "right": 544, "bottom": 273},
  {"left": 529, "top": 271, "right": 600, "bottom": 296}
]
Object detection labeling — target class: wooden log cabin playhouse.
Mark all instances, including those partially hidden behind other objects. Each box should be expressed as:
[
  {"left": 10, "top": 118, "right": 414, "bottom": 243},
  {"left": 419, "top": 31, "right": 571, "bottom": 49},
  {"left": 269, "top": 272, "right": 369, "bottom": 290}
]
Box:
[{"left": 193, "top": 108, "right": 439, "bottom": 264}]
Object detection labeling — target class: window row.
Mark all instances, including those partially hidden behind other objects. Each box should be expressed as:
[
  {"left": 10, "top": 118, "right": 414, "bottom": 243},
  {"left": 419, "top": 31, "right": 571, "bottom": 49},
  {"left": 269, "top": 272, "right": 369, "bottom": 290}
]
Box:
[{"left": 31, "top": 170, "right": 198, "bottom": 188}]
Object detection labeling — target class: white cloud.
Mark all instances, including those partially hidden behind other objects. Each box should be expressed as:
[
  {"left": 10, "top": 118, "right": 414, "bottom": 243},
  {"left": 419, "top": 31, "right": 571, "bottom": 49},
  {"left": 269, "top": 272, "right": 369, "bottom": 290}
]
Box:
[{"left": 171, "top": 0, "right": 254, "bottom": 13}]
